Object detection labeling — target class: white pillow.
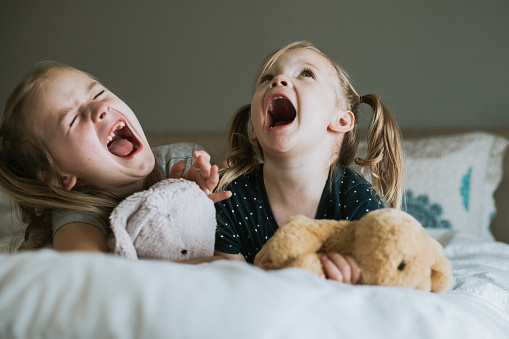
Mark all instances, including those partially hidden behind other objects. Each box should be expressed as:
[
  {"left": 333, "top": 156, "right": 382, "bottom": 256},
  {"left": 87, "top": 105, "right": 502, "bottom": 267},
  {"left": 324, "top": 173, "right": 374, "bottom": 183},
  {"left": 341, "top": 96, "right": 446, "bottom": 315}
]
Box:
[{"left": 356, "top": 132, "right": 508, "bottom": 240}]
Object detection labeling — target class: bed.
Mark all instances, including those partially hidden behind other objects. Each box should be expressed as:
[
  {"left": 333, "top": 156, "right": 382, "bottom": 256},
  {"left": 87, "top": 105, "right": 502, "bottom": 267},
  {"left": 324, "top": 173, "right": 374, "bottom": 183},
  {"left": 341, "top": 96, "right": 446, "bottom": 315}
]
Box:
[{"left": 1, "top": 129, "right": 509, "bottom": 339}]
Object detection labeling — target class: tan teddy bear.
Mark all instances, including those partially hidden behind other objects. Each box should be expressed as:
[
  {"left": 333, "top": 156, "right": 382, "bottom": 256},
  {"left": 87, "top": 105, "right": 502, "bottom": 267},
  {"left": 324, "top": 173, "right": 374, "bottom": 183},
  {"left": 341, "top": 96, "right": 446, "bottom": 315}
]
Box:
[{"left": 254, "top": 208, "right": 452, "bottom": 293}]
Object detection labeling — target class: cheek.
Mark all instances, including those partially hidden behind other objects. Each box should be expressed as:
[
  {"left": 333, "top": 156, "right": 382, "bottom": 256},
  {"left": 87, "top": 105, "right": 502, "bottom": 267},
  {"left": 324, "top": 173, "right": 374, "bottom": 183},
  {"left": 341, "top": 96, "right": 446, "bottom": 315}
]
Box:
[{"left": 250, "top": 93, "right": 266, "bottom": 129}]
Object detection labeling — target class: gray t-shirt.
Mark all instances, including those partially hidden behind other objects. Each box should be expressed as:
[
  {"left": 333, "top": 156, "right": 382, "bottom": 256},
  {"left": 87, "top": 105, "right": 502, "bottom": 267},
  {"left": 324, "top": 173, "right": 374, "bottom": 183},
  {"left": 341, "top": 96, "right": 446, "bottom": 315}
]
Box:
[{"left": 51, "top": 143, "right": 205, "bottom": 237}]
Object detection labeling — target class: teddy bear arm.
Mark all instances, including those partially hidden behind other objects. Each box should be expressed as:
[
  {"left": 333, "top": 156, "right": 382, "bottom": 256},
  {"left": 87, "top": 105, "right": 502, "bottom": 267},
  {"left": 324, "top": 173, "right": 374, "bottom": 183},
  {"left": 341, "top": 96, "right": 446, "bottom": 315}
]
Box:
[
  {"left": 258, "top": 227, "right": 323, "bottom": 267},
  {"left": 254, "top": 215, "right": 340, "bottom": 267},
  {"left": 285, "top": 253, "right": 324, "bottom": 276}
]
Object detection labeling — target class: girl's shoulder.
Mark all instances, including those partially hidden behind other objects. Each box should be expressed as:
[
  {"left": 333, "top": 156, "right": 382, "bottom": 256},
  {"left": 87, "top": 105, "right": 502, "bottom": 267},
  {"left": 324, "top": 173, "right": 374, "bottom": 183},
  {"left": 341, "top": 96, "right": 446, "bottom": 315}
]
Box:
[
  {"left": 52, "top": 208, "right": 109, "bottom": 237},
  {"left": 335, "top": 166, "right": 372, "bottom": 187},
  {"left": 225, "top": 165, "right": 263, "bottom": 188}
]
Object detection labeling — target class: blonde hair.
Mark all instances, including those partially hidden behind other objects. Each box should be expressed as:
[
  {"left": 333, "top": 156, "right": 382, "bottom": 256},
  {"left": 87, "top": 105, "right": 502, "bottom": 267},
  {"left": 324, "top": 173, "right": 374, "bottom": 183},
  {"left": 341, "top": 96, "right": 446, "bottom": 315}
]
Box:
[
  {"left": 218, "top": 41, "right": 403, "bottom": 209},
  {"left": 0, "top": 62, "right": 162, "bottom": 249}
]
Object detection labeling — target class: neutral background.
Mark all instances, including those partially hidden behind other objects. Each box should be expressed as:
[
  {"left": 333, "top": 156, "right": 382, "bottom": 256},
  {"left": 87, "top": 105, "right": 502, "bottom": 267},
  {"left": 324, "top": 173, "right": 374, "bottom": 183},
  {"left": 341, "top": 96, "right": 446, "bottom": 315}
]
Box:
[{"left": 1, "top": 1, "right": 508, "bottom": 133}]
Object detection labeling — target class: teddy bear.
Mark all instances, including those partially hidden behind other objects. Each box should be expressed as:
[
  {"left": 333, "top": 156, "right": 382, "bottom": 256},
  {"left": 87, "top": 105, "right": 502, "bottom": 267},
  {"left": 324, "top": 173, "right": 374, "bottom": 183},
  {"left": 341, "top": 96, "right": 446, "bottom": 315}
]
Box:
[
  {"left": 108, "top": 178, "right": 216, "bottom": 262},
  {"left": 253, "top": 208, "right": 453, "bottom": 293}
]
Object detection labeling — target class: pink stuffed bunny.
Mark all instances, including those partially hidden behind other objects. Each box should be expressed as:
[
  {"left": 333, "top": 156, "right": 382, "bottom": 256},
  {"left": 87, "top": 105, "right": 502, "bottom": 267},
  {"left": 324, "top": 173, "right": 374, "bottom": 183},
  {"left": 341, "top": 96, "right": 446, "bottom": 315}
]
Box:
[{"left": 109, "top": 178, "right": 216, "bottom": 261}]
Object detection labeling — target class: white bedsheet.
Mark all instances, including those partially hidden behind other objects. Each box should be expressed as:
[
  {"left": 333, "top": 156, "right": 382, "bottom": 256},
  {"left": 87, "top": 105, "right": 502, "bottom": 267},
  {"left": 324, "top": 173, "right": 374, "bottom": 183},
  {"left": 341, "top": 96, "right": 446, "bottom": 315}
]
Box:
[{"left": 1, "top": 231, "right": 509, "bottom": 339}]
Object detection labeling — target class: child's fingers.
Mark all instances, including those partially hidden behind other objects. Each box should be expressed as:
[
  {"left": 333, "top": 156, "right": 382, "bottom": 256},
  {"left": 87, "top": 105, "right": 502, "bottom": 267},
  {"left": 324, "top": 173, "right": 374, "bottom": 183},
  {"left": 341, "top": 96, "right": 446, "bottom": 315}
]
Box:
[
  {"left": 325, "top": 252, "right": 352, "bottom": 283},
  {"left": 320, "top": 255, "right": 344, "bottom": 282},
  {"left": 168, "top": 160, "right": 186, "bottom": 179},
  {"left": 206, "top": 165, "right": 219, "bottom": 189},
  {"left": 193, "top": 150, "right": 211, "bottom": 162},
  {"left": 207, "top": 190, "right": 232, "bottom": 203},
  {"left": 195, "top": 154, "right": 212, "bottom": 179},
  {"left": 344, "top": 255, "right": 362, "bottom": 284}
]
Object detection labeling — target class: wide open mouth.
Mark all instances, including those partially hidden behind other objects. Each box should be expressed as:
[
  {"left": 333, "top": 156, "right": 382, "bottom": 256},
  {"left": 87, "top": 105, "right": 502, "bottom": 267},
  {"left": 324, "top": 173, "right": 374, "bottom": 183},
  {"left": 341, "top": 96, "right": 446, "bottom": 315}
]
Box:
[
  {"left": 107, "top": 121, "right": 140, "bottom": 157},
  {"left": 266, "top": 95, "right": 296, "bottom": 129}
]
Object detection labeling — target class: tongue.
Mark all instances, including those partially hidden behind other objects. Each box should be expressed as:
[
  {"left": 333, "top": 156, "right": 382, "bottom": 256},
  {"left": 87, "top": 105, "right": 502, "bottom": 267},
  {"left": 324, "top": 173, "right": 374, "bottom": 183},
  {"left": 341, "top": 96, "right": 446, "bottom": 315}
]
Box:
[
  {"left": 274, "top": 120, "right": 291, "bottom": 127},
  {"left": 108, "top": 138, "right": 134, "bottom": 157}
]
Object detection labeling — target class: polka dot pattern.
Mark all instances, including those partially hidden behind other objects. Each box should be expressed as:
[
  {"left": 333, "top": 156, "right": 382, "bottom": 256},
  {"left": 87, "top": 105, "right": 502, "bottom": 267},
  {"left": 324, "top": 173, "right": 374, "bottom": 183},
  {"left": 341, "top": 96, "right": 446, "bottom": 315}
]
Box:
[{"left": 215, "top": 165, "right": 383, "bottom": 263}]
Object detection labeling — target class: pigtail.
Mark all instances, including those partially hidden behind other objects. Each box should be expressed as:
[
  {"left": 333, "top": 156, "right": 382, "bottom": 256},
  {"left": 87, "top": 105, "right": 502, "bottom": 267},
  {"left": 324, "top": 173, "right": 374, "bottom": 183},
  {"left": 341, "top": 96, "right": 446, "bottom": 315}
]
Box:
[
  {"left": 217, "top": 104, "right": 262, "bottom": 192},
  {"left": 355, "top": 94, "right": 403, "bottom": 209}
]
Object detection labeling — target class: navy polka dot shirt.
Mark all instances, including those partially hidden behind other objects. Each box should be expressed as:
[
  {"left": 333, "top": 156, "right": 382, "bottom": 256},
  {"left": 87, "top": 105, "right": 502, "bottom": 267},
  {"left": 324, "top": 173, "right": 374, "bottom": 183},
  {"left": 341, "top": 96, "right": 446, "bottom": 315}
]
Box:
[{"left": 215, "top": 165, "right": 383, "bottom": 263}]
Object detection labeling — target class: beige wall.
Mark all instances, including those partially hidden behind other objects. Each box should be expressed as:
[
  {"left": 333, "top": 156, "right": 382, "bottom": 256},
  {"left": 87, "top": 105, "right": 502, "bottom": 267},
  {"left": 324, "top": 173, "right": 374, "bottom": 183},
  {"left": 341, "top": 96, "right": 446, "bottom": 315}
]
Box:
[{"left": 1, "top": 1, "right": 508, "bottom": 133}]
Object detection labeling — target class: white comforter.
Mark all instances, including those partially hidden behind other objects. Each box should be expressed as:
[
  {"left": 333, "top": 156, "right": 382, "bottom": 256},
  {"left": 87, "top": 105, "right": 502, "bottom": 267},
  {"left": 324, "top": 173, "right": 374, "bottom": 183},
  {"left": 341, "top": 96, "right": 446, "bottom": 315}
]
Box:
[{"left": 1, "top": 231, "right": 508, "bottom": 339}]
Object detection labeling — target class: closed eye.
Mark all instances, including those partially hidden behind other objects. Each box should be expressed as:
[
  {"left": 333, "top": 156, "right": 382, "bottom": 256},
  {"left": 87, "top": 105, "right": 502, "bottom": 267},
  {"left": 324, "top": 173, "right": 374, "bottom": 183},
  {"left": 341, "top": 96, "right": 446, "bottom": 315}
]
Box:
[
  {"left": 70, "top": 113, "right": 79, "bottom": 127},
  {"left": 93, "top": 90, "right": 105, "bottom": 100}
]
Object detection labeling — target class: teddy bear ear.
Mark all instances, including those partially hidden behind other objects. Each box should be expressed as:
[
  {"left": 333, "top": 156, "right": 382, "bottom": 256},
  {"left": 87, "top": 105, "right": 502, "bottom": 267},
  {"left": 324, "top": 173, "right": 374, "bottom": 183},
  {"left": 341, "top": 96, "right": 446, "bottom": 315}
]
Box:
[
  {"left": 428, "top": 237, "right": 453, "bottom": 293},
  {"left": 108, "top": 194, "right": 144, "bottom": 260}
]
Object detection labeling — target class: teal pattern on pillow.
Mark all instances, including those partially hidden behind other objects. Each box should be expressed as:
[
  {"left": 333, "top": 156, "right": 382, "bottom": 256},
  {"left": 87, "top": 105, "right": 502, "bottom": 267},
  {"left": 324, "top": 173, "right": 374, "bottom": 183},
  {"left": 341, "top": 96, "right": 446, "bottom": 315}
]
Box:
[
  {"left": 403, "top": 190, "right": 452, "bottom": 229},
  {"left": 460, "top": 167, "right": 472, "bottom": 210}
]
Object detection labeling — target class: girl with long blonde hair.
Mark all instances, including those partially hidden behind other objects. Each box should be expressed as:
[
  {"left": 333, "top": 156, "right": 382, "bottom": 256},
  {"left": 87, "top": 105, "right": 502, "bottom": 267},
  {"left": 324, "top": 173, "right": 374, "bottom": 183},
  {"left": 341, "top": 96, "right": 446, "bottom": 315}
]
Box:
[{"left": 0, "top": 62, "right": 229, "bottom": 253}]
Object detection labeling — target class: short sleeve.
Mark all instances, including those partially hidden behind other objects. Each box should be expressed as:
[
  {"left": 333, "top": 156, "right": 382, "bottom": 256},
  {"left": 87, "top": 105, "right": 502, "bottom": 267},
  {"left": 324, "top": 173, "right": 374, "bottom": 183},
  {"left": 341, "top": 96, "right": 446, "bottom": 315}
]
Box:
[
  {"left": 152, "top": 143, "right": 208, "bottom": 177},
  {"left": 215, "top": 200, "right": 243, "bottom": 255},
  {"left": 52, "top": 208, "right": 109, "bottom": 237}
]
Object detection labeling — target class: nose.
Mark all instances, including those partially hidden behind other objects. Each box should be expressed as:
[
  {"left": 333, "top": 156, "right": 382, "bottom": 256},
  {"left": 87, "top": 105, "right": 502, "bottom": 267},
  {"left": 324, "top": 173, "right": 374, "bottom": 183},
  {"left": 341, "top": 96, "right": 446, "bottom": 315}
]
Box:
[
  {"left": 271, "top": 75, "right": 290, "bottom": 88},
  {"left": 91, "top": 102, "right": 109, "bottom": 122}
]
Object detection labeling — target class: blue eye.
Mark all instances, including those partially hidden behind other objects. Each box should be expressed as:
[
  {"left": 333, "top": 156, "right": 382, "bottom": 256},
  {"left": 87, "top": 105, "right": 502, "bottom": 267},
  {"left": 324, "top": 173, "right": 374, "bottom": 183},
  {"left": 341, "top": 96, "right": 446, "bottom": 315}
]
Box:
[
  {"left": 260, "top": 74, "right": 273, "bottom": 84},
  {"left": 300, "top": 68, "right": 315, "bottom": 79}
]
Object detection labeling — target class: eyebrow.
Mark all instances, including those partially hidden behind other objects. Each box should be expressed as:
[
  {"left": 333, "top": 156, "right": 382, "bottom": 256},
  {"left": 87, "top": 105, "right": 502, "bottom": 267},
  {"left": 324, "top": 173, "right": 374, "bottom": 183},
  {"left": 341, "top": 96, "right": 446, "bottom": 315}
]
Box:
[
  {"left": 57, "top": 107, "right": 73, "bottom": 126},
  {"left": 88, "top": 81, "right": 100, "bottom": 93},
  {"left": 301, "top": 61, "right": 317, "bottom": 68}
]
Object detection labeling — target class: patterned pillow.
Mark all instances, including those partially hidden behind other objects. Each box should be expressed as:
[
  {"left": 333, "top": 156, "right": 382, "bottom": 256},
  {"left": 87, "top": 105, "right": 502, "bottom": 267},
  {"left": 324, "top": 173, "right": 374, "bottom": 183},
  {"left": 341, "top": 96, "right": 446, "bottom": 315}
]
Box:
[{"left": 355, "top": 132, "right": 508, "bottom": 240}]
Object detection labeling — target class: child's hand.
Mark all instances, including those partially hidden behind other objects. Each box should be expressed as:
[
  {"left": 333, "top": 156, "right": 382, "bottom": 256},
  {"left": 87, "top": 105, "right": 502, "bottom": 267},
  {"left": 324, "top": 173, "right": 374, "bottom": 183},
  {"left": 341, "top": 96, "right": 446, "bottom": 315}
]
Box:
[
  {"left": 320, "top": 253, "right": 361, "bottom": 284},
  {"left": 255, "top": 251, "right": 272, "bottom": 269},
  {"left": 168, "top": 151, "right": 231, "bottom": 203}
]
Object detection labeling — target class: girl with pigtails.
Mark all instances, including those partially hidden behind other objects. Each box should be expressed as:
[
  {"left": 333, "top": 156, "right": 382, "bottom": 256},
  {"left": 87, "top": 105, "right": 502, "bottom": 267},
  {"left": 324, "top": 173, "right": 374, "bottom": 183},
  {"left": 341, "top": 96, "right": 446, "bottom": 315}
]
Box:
[{"left": 214, "top": 41, "right": 404, "bottom": 283}]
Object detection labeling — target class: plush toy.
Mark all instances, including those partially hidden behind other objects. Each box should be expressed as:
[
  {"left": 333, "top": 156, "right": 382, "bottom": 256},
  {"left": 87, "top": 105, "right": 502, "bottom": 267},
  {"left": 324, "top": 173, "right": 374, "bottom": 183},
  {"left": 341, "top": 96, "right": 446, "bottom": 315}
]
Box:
[
  {"left": 254, "top": 208, "right": 452, "bottom": 293},
  {"left": 108, "top": 178, "right": 216, "bottom": 261}
]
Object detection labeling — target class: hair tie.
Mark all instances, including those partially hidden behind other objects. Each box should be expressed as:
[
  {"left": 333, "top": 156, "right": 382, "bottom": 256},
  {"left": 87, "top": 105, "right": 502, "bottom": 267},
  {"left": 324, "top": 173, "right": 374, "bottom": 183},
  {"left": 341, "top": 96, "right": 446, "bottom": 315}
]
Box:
[{"left": 359, "top": 96, "right": 363, "bottom": 103}]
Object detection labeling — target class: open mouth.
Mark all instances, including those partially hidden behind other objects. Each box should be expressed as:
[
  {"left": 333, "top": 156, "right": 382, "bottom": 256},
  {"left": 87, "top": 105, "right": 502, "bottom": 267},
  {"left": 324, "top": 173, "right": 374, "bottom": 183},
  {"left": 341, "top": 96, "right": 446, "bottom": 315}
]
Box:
[
  {"left": 266, "top": 95, "right": 296, "bottom": 129},
  {"left": 106, "top": 121, "right": 140, "bottom": 157}
]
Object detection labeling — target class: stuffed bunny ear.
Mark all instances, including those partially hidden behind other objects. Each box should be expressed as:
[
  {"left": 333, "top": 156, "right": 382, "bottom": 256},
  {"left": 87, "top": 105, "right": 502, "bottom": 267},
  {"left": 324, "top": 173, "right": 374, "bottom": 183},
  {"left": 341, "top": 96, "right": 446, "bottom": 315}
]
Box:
[
  {"left": 109, "top": 195, "right": 144, "bottom": 260},
  {"left": 429, "top": 237, "right": 453, "bottom": 293}
]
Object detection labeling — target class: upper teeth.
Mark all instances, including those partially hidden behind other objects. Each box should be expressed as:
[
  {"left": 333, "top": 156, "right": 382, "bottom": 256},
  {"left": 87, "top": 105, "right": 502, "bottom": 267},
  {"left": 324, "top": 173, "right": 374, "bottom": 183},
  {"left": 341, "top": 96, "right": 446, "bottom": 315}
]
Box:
[
  {"left": 107, "top": 122, "right": 125, "bottom": 142},
  {"left": 269, "top": 96, "right": 285, "bottom": 111}
]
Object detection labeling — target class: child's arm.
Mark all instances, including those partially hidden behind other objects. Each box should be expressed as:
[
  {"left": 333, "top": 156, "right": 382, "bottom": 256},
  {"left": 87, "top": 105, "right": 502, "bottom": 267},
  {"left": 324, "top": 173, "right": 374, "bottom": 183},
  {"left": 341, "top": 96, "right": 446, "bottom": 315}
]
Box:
[
  {"left": 52, "top": 223, "right": 107, "bottom": 253},
  {"left": 174, "top": 252, "right": 241, "bottom": 264},
  {"left": 256, "top": 251, "right": 361, "bottom": 284},
  {"left": 169, "top": 151, "right": 232, "bottom": 203},
  {"left": 213, "top": 250, "right": 246, "bottom": 262}
]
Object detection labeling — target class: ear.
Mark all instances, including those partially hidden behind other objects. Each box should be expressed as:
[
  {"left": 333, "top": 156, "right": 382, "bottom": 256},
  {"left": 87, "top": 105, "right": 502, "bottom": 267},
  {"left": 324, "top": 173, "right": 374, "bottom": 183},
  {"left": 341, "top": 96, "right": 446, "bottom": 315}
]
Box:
[
  {"left": 38, "top": 170, "right": 77, "bottom": 191},
  {"left": 109, "top": 193, "right": 144, "bottom": 260},
  {"left": 250, "top": 127, "right": 257, "bottom": 142},
  {"left": 328, "top": 110, "right": 355, "bottom": 133},
  {"left": 60, "top": 174, "right": 77, "bottom": 191},
  {"left": 429, "top": 238, "right": 453, "bottom": 293}
]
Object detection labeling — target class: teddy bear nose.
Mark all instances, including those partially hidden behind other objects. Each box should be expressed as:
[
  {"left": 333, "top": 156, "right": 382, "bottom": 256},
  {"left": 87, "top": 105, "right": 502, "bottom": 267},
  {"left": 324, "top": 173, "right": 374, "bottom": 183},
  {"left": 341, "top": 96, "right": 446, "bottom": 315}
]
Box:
[
  {"left": 181, "top": 249, "right": 188, "bottom": 255},
  {"left": 397, "top": 261, "right": 406, "bottom": 271}
]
